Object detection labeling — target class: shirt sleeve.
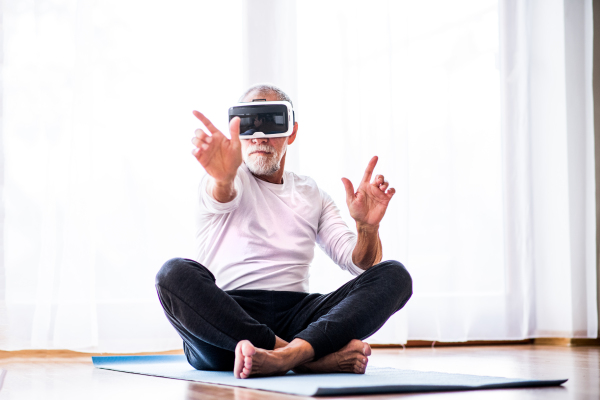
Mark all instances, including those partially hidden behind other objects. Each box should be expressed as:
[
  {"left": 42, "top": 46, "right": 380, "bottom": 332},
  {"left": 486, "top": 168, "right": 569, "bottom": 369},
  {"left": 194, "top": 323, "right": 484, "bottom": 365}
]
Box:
[
  {"left": 315, "top": 188, "right": 364, "bottom": 276},
  {"left": 197, "top": 172, "right": 244, "bottom": 215}
]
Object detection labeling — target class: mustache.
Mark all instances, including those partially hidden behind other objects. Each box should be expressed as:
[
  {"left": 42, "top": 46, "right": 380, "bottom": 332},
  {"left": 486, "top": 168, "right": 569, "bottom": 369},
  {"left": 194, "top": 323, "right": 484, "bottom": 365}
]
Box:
[{"left": 245, "top": 144, "right": 277, "bottom": 156}]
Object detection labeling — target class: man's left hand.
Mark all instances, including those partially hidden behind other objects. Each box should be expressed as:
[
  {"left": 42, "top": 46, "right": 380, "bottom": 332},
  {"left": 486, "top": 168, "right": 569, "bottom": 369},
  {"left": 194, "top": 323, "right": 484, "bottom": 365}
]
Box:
[{"left": 342, "top": 156, "right": 395, "bottom": 229}]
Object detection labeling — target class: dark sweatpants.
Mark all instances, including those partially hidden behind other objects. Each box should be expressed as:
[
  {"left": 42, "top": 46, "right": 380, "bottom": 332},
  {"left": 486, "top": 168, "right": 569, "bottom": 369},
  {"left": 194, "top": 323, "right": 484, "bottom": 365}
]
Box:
[{"left": 155, "top": 258, "right": 412, "bottom": 371}]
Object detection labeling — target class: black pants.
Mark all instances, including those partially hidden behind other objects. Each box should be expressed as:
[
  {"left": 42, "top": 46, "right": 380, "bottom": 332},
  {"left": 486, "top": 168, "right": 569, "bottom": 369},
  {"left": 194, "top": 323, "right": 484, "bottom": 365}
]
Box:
[{"left": 155, "top": 258, "right": 412, "bottom": 371}]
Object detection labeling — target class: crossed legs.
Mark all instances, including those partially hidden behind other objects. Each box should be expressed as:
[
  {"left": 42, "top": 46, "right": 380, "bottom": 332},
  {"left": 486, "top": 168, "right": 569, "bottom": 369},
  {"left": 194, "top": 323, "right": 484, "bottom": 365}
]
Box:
[{"left": 155, "top": 258, "right": 412, "bottom": 378}]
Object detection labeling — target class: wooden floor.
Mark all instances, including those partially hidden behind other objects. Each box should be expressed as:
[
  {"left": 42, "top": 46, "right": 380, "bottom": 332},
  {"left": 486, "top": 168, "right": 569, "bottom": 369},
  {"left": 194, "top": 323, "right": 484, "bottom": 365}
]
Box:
[{"left": 0, "top": 345, "right": 598, "bottom": 399}]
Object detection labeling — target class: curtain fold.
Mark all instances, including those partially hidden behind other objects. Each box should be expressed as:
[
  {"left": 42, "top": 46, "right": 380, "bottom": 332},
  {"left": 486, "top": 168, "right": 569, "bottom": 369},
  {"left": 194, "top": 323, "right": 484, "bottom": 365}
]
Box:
[{"left": 500, "top": 0, "right": 597, "bottom": 338}]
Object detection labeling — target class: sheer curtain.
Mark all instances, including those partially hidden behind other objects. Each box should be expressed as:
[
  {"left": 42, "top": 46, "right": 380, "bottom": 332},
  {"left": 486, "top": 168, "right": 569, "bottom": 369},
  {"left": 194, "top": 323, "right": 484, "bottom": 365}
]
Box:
[
  {"left": 297, "top": 0, "right": 506, "bottom": 342},
  {"left": 0, "top": 0, "right": 596, "bottom": 353},
  {"left": 296, "top": 0, "right": 596, "bottom": 341},
  {"left": 500, "top": 0, "right": 597, "bottom": 338},
  {"left": 1, "top": 0, "right": 244, "bottom": 351}
]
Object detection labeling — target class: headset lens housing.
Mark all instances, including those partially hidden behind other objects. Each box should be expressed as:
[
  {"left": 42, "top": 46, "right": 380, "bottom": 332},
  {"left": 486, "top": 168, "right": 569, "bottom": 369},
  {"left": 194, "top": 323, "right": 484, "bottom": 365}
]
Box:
[{"left": 229, "top": 102, "right": 294, "bottom": 139}]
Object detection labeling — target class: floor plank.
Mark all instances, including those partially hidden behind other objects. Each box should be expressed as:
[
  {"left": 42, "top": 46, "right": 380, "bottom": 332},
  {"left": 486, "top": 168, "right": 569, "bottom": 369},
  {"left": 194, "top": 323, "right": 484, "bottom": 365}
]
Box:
[{"left": 0, "top": 345, "right": 597, "bottom": 399}]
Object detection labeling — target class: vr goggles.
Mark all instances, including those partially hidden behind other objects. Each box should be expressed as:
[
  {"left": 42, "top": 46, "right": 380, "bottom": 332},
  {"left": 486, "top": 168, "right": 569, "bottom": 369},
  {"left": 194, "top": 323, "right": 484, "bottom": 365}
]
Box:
[{"left": 229, "top": 101, "right": 295, "bottom": 139}]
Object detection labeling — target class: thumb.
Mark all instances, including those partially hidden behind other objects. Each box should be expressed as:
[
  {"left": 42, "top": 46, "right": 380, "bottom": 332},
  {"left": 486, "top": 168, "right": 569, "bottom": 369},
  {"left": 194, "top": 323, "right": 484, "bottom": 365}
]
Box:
[
  {"left": 341, "top": 177, "right": 355, "bottom": 203},
  {"left": 229, "top": 117, "right": 241, "bottom": 144}
]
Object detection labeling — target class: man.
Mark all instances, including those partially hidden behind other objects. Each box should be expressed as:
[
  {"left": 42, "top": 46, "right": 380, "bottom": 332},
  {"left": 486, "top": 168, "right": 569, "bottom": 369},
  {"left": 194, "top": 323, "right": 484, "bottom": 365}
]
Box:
[{"left": 155, "top": 84, "right": 412, "bottom": 379}]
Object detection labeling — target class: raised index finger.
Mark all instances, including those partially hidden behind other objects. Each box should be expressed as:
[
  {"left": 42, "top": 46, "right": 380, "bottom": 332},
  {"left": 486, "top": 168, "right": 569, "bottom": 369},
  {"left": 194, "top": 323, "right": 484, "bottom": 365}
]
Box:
[
  {"left": 193, "top": 110, "right": 220, "bottom": 135},
  {"left": 361, "top": 156, "right": 378, "bottom": 184}
]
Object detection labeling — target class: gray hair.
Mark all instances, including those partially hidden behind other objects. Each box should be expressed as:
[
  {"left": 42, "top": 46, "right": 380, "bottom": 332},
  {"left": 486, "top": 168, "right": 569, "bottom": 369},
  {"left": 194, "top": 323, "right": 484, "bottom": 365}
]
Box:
[{"left": 238, "top": 83, "right": 294, "bottom": 108}]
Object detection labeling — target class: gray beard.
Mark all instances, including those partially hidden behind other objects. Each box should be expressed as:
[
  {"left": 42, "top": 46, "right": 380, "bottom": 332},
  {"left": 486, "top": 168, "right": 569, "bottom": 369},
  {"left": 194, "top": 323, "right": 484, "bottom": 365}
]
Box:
[{"left": 243, "top": 143, "right": 286, "bottom": 176}]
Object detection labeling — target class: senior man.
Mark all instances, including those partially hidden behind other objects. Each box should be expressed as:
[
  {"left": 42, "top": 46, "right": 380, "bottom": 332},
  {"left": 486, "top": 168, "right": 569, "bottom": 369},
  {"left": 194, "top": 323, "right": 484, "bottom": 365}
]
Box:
[{"left": 155, "top": 84, "right": 412, "bottom": 379}]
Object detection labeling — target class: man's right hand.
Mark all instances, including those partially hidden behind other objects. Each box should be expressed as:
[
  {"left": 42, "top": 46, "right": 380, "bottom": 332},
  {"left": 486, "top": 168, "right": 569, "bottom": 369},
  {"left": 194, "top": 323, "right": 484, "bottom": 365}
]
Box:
[{"left": 191, "top": 111, "right": 242, "bottom": 184}]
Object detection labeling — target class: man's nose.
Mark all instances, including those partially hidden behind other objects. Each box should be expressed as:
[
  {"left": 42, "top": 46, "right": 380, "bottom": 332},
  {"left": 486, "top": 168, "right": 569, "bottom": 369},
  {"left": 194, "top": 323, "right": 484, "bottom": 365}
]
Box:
[{"left": 251, "top": 137, "right": 269, "bottom": 144}]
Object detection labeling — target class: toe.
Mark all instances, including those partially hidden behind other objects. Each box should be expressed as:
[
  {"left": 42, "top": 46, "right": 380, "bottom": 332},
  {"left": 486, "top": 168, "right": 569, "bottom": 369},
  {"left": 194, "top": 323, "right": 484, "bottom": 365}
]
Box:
[
  {"left": 235, "top": 340, "right": 256, "bottom": 379},
  {"left": 354, "top": 361, "right": 366, "bottom": 374},
  {"left": 363, "top": 342, "right": 372, "bottom": 356},
  {"left": 234, "top": 341, "right": 245, "bottom": 379},
  {"left": 241, "top": 354, "right": 253, "bottom": 379},
  {"left": 241, "top": 340, "right": 257, "bottom": 357},
  {"left": 241, "top": 367, "right": 251, "bottom": 379}
]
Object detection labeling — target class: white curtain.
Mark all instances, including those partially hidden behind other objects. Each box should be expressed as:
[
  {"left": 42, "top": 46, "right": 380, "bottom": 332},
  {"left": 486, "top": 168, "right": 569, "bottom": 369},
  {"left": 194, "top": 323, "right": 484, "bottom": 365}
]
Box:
[
  {"left": 0, "top": 0, "right": 596, "bottom": 352},
  {"left": 298, "top": 0, "right": 596, "bottom": 341},
  {"left": 0, "top": 0, "right": 245, "bottom": 351},
  {"left": 499, "top": 0, "right": 597, "bottom": 338},
  {"left": 297, "top": 0, "right": 507, "bottom": 342}
]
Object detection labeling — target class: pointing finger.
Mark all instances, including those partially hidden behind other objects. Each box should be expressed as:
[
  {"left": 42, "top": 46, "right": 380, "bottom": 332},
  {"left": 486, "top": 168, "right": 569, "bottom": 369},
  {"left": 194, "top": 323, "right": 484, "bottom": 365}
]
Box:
[
  {"left": 193, "top": 110, "right": 220, "bottom": 135},
  {"left": 362, "top": 156, "right": 378, "bottom": 184}
]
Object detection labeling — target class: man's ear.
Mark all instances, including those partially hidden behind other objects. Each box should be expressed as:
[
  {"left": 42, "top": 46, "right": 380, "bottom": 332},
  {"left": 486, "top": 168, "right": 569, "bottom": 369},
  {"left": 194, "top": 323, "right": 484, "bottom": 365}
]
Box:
[{"left": 287, "top": 122, "right": 298, "bottom": 145}]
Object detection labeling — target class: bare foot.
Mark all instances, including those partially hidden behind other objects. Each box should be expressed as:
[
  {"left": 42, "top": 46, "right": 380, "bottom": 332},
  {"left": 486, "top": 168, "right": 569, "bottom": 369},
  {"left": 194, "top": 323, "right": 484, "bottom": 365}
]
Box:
[
  {"left": 233, "top": 340, "right": 277, "bottom": 379},
  {"left": 233, "top": 339, "right": 315, "bottom": 379},
  {"left": 294, "top": 339, "right": 371, "bottom": 374}
]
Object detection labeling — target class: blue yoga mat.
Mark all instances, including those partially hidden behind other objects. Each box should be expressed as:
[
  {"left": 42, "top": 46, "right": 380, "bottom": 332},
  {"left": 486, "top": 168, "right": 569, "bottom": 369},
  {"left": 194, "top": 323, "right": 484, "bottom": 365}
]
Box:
[{"left": 92, "top": 355, "right": 567, "bottom": 396}]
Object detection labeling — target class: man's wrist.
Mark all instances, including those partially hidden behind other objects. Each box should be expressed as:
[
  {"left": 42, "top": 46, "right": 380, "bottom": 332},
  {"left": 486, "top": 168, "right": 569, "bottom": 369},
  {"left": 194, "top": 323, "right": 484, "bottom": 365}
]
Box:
[
  {"left": 209, "top": 177, "right": 237, "bottom": 203},
  {"left": 213, "top": 179, "right": 235, "bottom": 188},
  {"left": 356, "top": 222, "right": 379, "bottom": 235}
]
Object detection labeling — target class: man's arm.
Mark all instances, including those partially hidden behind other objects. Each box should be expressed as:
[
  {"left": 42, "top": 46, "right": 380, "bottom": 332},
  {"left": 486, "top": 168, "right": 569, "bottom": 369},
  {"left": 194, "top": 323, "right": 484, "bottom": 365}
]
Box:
[
  {"left": 207, "top": 179, "right": 237, "bottom": 203},
  {"left": 352, "top": 223, "right": 382, "bottom": 270},
  {"left": 191, "top": 111, "right": 242, "bottom": 203},
  {"left": 342, "top": 156, "right": 395, "bottom": 271}
]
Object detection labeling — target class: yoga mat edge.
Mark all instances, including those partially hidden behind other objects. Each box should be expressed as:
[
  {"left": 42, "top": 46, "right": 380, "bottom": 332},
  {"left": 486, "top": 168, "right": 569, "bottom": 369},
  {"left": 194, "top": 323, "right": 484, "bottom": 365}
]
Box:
[{"left": 92, "top": 355, "right": 567, "bottom": 396}]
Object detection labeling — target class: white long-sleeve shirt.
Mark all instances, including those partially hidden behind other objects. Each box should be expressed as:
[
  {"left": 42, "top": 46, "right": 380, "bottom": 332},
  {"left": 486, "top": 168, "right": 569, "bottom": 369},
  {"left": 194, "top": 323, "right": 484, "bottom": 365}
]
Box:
[{"left": 194, "top": 164, "right": 363, "bottom": 292}]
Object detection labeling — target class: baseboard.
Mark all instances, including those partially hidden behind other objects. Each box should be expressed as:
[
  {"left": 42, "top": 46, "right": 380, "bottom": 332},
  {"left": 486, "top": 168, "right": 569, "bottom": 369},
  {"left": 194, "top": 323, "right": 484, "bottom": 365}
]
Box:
[
  {"left": 375, "top": 337, "right": 600, "bottom": 348},
  {"left": 0, "top": 349, "right": 185, "bottom": 358},
  {"left": 371, "top": 340, "right": 534, "bottom": 348},
  {"left": 3, "top": 337, "right": 598, "bottom": 357},
  {"left": 533, "top": 338, "right": 600, "bottom": 347}
]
